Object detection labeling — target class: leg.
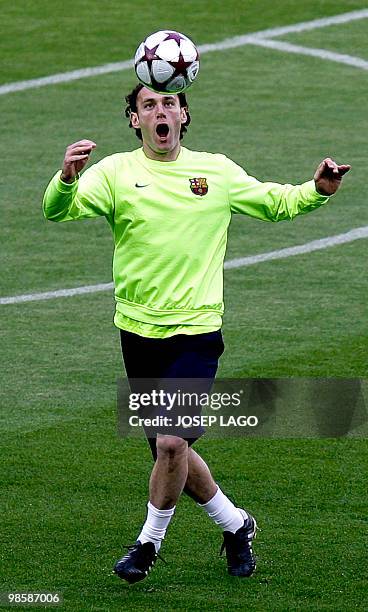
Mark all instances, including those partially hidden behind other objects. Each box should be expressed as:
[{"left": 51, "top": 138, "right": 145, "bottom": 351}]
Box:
[
  {"left": 133, "top": 434, "right": 188, "bottom": 552},
  {"left": 150, "top": 434, "right": 189, "bottom": 508},
  {"left": 114, "top": 434, "right": 189, "bottom": 584},
  {"left": 185, "top": 446, "right": 245, "bottom": 532},
  {"left": 184, "top": 447, "right": 217, "bottom": 503},
  {"left": 184, "top": 446, "right": 257, "bottom": 578}
]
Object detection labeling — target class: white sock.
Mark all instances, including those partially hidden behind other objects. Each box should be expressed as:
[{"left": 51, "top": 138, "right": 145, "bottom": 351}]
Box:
[
  {"left": 198, "top": 486, "right": 246, "bottom": 533},
  {"left": 137, "top": 501, "right": 175, "bottom": 552}
]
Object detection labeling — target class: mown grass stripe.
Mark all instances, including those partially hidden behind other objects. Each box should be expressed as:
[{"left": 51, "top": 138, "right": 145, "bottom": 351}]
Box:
[
  {"left": 1, "top": 226, "right": 367, "bottom": 305},
  {"left": 1, "top": 9, "right": 368, "bottom": 96}
]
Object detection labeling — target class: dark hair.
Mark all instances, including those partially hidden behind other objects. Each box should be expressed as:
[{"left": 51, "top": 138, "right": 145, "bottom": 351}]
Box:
[{"left": 124, "top": 83, "right": 191, "bottom": 141}]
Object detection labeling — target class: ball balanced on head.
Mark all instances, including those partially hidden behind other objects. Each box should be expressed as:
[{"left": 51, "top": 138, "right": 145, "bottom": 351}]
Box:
[{"left": 134, "top": 30, "right": 200, "bottom": 94}]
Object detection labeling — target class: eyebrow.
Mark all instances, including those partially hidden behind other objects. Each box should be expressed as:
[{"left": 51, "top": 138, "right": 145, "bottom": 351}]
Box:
[{"left": 141, "top": 96, "right": 176, "bottom": 103}]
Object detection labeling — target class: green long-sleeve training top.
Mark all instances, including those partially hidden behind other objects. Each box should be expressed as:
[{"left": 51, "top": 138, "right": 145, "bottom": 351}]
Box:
[{"left": 43, "top": 146, "right": 330, "bottom": 338}]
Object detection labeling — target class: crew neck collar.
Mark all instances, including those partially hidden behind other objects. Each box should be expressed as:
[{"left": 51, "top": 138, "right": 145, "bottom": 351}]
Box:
[{"left": 139, "top": 146, "right": 185, "bottom": 165}]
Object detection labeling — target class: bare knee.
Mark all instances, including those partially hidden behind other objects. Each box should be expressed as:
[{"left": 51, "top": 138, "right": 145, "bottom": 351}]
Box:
[{"left": 156, "top": 435, "right": 188, "bottom": 459}]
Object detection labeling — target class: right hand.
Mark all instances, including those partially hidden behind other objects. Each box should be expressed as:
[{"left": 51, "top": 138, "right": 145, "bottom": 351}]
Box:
[{"left": 60, "top": 139, "right": 96, "bottom": 183}]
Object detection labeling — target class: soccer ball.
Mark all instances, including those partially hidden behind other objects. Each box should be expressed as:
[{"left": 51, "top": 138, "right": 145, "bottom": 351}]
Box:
[{"left": 134, "top": 30, "right": 200, "bottom": 94}]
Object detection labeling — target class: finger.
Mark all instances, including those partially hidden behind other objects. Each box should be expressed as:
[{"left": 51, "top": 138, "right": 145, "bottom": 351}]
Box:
[
  {"left": 324, "top": 158, "right": 351, "bottom": 176},
  {"left": 323, "top": 158, "right": 340, "bottom": 174},
  {"left": 67, "top": 144, "right": 96, "bottom": 154},
  {"left": 337, "top": 164, "right": 351, "bottom": 176},
  {"left": 69, "top": 139, "right": 97, "bottom": 148},
  {"left": 66, "top": 154, "right": 90, "bottom": 161}
]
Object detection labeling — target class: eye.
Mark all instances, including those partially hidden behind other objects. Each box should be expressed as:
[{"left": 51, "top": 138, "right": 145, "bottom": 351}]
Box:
[{"left": 165, "top": 100, "right": 175, "bottom": 106}]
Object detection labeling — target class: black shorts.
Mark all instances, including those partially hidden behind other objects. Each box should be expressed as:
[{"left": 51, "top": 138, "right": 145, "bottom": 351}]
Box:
[{"left": 120, "top": 329, "right": 224, "bottom": 459}]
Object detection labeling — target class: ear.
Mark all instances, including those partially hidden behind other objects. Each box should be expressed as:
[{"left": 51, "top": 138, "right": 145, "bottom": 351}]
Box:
[
  {"left": 130, "top": 112, "right": 140, "bottom": 128},
  {"left": 180, "top": 107, "right": 187, "bottom": 124}
]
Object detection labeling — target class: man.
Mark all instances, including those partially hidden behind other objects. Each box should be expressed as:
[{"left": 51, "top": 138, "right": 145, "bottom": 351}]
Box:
[{"left": 43, "top": 83, "right": 350, "bottom": 583}]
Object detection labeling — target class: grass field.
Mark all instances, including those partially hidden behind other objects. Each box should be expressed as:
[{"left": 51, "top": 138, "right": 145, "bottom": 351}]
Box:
[{"left": 1, "top": 1, "right": 367, "bottom": 610}]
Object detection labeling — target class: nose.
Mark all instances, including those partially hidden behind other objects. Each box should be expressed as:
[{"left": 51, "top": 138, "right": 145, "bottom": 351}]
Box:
[{"left": 156, "top": 103, "right": 166, "bottom": 117}]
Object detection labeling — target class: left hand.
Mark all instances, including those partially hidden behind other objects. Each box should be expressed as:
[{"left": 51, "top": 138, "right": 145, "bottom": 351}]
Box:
[{"left": 314, "top": 157, "right": 351, "bottom": 196}]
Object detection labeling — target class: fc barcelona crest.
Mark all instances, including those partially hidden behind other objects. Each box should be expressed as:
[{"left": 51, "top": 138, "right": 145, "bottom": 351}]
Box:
[{"left": 189, "top": 177, "right": 208, "bottom": 196}]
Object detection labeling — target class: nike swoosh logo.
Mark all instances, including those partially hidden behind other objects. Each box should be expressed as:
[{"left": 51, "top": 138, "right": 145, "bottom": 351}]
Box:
[{"left": 135, "top": 183, "right": 150, "bottom": 188}]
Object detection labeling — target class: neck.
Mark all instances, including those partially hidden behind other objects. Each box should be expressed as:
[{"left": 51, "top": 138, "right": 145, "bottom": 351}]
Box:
[{"left": 142, "top": 142, "right": 181, "bottom": 162}]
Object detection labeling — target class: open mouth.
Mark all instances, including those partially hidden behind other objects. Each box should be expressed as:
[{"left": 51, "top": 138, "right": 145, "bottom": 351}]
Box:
[{"left": 156, "top": 123, "right": 170, "bottom": 138}]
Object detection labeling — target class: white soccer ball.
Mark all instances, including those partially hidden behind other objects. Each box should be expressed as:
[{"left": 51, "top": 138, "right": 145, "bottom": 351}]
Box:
[{"left": 134, "top": 30, "right": 200, "bottom": 94}]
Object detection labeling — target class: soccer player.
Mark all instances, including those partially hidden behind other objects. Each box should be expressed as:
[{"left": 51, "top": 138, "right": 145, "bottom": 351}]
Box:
[{"left": 42, "top": 83, "right": 350, "bottom": 583}]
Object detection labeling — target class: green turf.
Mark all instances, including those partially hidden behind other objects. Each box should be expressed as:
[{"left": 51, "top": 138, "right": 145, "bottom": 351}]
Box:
[{"left": 1, "top": 1, "right": 367, "bottom": 610}]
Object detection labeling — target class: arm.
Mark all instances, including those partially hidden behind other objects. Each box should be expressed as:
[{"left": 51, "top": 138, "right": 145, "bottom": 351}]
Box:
[
  {"left": 228, "top": 157, "right": 350, "bottom": 222},
  {"left": 43, "top": 140, "right": 114, "bottom": 223}
]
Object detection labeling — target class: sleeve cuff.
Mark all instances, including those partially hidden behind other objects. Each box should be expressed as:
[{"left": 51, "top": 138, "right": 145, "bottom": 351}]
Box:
[
  {"left": 304, "top": 179, "right": 331, "bottom": 202},
  {"left": 56, "top": 170, "right": 79, "bottom": 192}
]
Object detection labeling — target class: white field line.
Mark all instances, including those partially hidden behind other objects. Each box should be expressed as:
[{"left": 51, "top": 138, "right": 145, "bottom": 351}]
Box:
[
  {"left": 199, "top": 9, "right": 368, "bottom": 51},
  {"left": 245, "top": 8, "right": 368, "bottom": 39},
  {"left": 1, "top": 226, "right": 367, "bottom": 305},
  {"left": 224, "top": 225, "right": 368, "bottom": 270},
  {"left": 248, "top": 38, "right": 368, "bottom": 70},
  {"left": 1, "top": 9, "right": 368, "bottom": 96},
  {"left": 0, "top": 60, "right": 133, "bottom": 96},
  {"left": 0, "top": 282, "right": 114, "bottom": 305}
]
